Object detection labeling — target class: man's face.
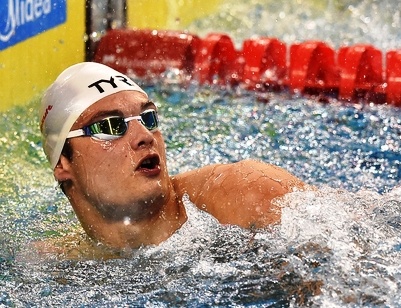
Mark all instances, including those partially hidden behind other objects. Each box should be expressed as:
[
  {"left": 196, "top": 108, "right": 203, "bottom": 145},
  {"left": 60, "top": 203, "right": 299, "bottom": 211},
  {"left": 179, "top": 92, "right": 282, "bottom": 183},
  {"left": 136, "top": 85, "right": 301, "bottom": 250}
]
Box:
[{"left": 63, "top": 91, "right": 171, "bottom": 222}]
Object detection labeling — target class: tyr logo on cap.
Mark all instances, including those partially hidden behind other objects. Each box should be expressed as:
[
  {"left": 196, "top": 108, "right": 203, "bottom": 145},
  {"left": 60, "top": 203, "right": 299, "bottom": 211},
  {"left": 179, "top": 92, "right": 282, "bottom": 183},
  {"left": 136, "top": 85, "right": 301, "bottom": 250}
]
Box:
[{"left": 88, "top": 75, "right": 135, "bottom": 93}]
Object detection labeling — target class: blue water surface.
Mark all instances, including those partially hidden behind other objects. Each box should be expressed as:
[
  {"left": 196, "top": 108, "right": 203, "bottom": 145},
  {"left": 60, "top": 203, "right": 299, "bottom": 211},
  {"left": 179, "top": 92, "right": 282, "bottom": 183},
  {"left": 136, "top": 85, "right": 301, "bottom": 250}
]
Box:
[{"left": 2, "top": 0, "right": 401, "bottom": 305}]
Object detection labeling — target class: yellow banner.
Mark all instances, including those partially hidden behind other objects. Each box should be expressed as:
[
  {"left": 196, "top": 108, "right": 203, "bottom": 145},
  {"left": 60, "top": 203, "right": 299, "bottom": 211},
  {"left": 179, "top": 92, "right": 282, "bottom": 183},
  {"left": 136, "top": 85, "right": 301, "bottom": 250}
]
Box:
[
  {"left": 0, "top": 1, "right": 85, "bottom": 111},
  {"left": 127, "top": 0, "right": 223, "bottom": 29}
]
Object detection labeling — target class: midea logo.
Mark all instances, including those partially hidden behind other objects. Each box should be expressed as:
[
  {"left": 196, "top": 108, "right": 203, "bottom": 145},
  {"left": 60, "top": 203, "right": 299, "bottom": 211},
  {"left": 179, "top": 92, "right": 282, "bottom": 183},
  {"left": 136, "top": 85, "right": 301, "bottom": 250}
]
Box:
[{"left": 0, "top": 0, "right": 52, "bottom": 42}]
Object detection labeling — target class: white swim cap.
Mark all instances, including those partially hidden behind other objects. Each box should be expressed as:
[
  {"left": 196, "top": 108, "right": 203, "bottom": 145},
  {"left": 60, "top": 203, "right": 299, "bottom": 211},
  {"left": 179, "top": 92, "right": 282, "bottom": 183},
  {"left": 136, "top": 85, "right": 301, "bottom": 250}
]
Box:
[{"left": 40, "top": 62, "right": 148, "bottom": 169}]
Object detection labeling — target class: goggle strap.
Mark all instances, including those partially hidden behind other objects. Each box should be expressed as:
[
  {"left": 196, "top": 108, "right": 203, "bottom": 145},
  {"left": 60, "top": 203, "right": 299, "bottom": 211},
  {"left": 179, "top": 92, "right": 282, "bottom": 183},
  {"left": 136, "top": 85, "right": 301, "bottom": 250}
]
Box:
[{"left": 67, "top": 129, "right": 85, "bottom": 138}]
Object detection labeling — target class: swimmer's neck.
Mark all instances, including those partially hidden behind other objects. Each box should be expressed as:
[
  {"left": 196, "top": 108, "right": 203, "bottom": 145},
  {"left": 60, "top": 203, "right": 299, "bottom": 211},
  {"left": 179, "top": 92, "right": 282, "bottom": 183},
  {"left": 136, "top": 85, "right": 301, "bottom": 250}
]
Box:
[{"left": 66, "top": 186, "right": 187, "bottom": 249}]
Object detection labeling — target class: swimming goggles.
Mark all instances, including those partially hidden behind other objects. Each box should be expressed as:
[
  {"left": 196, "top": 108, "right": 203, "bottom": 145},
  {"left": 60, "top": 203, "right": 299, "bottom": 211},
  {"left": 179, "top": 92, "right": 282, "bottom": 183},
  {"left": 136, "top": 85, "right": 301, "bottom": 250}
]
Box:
[{"left": 67, "top": 109, "right": 159, "bottom": 141}]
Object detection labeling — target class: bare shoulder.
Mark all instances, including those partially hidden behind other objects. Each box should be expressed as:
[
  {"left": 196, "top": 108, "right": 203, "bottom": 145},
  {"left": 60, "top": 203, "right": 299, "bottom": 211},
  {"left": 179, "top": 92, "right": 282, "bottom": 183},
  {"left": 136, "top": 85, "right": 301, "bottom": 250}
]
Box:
[
  {"left": 172, "top": 159, "right": 306, "bottom": 194},
  {"left": 171, "top": 159, "right": 308, "bottom": 228},
  {"left": 208, "top": 159, "right": 307, "bottom": 193},
  {"left": 228, "top": 159, "right": 306, "bottom": 187},
  {"left": 229, "top": 159, "right": 298, "bottom": 175}
]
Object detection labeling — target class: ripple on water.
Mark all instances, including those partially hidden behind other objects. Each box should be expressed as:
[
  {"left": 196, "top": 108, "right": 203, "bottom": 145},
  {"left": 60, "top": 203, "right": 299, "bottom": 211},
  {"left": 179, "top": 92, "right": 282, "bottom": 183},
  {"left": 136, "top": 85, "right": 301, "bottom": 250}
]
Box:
[{"left": 1, "top": 54, "right": 401, "bottom": 307}]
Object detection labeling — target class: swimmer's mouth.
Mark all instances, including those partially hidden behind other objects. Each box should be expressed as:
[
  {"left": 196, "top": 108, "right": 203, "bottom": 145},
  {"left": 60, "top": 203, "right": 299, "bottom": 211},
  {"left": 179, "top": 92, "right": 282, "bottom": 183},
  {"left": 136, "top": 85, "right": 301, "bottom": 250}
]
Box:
[{"left": 137, "top": 155, "right": 161, "bottom": 172}]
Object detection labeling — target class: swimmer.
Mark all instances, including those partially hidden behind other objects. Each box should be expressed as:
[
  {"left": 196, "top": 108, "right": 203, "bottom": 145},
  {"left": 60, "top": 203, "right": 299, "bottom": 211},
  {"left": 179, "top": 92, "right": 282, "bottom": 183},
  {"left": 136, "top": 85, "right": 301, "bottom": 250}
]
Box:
[{"left": 39, "top": 62, "right": 308, "bottom": 251}]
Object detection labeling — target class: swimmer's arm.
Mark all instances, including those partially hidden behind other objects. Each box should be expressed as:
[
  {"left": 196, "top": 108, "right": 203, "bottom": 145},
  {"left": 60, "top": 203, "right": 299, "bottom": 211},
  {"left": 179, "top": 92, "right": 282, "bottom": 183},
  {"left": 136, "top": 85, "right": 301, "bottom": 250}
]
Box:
[
  {"left": 171, "top": 163, "right": 223, "bottom": 202},
  {"left": 172, "top": 159, "right": 308, "bottom": 228}
]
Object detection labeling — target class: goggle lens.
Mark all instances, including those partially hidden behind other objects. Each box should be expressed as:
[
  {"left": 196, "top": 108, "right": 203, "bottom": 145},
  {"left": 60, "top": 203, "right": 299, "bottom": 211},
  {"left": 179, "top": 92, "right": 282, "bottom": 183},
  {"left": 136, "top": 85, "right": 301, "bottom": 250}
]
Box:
[
  {"left": 67, "top": 109, "right": 159, "bottom": 140},
  {"left": 140, "top": 109, "right": 159, "bottom": 131},
  {"left": 87, "top": 117, "right": 127, "bottom": 136}
]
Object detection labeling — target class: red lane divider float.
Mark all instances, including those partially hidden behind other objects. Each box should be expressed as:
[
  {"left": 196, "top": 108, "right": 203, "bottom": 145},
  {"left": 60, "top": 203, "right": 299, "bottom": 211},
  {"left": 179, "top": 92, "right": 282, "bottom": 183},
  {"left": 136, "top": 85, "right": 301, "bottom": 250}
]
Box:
[
  {"left": 386, "top": 50, "right": 401, "bottom": 105},
  {"left": 193, "top": 33, "right": 239, "bottom": 84},
  {"left": 242, "top": 37, "right": 287, "bottom": 90},
  {"left": 94, "top": 28, "right": 401, "bottom": 106},
  {"left": 338, "top": 44, "right": 384, "bottom": 103},
  {"left": 289, "top": 41, "right": 339, "bottom": 96},
  {"left": 95, "top": 28, "right": 201, "bottom": 78}
]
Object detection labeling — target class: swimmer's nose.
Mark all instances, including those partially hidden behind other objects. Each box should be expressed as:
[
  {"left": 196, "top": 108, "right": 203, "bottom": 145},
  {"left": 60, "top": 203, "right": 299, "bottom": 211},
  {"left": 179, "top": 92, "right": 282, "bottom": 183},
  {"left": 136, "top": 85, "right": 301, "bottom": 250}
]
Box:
[{"left": 127, "top": 119, "right": 155, "bottom": 149}]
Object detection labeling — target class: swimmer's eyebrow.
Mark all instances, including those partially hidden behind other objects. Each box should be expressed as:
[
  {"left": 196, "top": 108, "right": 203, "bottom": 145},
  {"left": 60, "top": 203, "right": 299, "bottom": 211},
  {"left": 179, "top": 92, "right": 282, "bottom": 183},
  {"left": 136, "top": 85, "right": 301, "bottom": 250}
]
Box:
[
  {"left": 86, "top": 109, "right": 124, "bottom": 124},
  {"left": 142, "top": 100, "right": 157, "bottom": 111}
]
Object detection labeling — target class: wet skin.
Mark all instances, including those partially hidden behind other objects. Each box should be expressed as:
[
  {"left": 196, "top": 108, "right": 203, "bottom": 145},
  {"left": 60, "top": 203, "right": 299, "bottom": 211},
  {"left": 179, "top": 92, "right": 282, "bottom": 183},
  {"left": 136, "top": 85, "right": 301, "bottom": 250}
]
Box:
[{"left": 54, "top": 90, "right": 307, "bottom": 250}]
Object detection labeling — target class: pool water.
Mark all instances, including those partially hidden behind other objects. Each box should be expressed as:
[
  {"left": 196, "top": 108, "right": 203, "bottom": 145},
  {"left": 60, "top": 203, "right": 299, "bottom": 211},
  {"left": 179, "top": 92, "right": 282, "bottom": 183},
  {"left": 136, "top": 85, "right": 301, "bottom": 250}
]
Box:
[
  {"left": 188, "top": 0, "right": 401, "bottom": 51},
  {"left": 2, "top": 0, "right": 401, "bottom": 306},
  {"left": 1, "top": 85, "right": 401, "bottom": 306}
]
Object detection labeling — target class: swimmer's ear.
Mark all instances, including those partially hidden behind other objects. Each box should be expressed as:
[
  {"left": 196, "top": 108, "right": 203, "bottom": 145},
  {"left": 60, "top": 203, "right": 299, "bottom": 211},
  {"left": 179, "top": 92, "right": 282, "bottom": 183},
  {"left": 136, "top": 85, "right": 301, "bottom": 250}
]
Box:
[{"left": 54, "top": 155, "right": 74, "bottom": 181}]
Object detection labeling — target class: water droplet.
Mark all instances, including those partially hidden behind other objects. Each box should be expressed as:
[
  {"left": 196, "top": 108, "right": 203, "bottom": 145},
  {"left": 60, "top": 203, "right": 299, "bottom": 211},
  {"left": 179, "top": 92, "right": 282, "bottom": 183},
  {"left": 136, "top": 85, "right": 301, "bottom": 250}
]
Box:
[{"left": 123, "top": 217, "right": 131, "bottom": 225}]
